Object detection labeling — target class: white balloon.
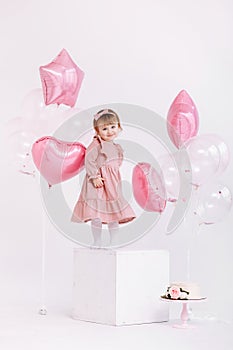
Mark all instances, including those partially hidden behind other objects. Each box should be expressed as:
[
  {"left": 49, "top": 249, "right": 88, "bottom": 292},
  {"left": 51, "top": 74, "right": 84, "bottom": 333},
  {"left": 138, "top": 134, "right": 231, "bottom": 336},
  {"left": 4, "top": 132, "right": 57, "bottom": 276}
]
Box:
[
  {"left": 184, "top": 134, "right": 221, "bottom": 186},
  {"left": 201, "top": 134, "right": 230, "bottom": 174},
  {"left": 20, "top": 88, "right": 45, "bottom": 120},
  {"left": 8, "top": 130, "right": 37, "bottom": 176},
  {"left": 158, "top": 153, "right": 180, "bottom": 201},
  {"left": 195, "top": 182, "right": 232, "bottom": 224}
]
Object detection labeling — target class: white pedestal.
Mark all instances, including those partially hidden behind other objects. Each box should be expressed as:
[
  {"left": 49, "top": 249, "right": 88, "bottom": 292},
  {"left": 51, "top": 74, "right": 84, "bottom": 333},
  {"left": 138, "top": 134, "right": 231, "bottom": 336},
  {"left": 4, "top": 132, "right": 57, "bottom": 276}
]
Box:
[{"left": 72, "top": 248, "right": 169, "bottom": 326}]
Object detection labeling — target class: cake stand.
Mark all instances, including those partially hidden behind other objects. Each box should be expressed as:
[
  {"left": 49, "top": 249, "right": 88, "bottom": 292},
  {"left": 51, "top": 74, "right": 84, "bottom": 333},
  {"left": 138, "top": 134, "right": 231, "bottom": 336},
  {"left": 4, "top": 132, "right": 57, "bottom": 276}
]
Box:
[{"left": 160, "top": 297, "right": 207, "bottom": 329}]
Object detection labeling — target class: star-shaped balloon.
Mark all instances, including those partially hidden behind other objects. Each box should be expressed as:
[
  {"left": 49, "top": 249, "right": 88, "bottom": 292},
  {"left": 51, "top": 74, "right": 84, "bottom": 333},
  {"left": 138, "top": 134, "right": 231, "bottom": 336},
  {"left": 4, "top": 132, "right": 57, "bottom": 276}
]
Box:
[{"left": 39, "top": 49, "right": 84, "bottom": 107}]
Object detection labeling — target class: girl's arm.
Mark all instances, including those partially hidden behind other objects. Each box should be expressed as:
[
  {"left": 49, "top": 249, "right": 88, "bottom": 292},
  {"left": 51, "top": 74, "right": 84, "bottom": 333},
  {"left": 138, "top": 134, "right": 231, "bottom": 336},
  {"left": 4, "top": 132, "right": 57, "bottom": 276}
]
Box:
[
  {"left": 85, "top": 146, "right": 104, "bottom": 187},
  {"left": 117, "top": 144, "right": 124, "bottom": 167},
  {"left": 85, "top": 143, "right": 102, "bottom": 181}
]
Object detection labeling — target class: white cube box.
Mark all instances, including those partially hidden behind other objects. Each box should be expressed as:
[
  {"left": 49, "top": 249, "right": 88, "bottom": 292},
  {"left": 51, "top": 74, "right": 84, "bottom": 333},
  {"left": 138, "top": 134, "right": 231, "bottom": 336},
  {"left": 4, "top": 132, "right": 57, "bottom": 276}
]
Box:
[{"left": 72, "top": 248, "right": 169, "bottom": 326}]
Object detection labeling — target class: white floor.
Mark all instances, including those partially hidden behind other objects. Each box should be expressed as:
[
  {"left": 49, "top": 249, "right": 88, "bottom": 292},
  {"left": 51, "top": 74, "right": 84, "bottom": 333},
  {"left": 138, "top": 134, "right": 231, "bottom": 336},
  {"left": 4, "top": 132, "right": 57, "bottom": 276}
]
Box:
[{"left": 1, "top": 304, "right": 232, "bottom": 350}]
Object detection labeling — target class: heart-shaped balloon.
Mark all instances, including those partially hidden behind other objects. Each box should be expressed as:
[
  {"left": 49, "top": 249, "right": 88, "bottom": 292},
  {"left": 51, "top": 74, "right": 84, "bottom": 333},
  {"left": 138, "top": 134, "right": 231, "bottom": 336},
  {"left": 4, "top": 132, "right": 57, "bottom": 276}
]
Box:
[
  {"left": 132, "top": 162, "right": 166, "bottom": 213},
  {"left": 32, "top": 136, "right": 86, "bottom": 186}
]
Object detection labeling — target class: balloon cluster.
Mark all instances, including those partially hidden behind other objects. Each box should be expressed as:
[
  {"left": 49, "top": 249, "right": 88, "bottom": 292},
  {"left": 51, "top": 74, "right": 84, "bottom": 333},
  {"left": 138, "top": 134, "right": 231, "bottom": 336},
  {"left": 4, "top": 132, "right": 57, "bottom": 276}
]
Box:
[
  {"left": 132, "top": 90, "right": 232, "bottom": 226},
  {"left": 5, "top": 49, "right": 85, "bottom": 179},
  {"left": 5, "top": 54, "right": 232, "bottom": 227}
]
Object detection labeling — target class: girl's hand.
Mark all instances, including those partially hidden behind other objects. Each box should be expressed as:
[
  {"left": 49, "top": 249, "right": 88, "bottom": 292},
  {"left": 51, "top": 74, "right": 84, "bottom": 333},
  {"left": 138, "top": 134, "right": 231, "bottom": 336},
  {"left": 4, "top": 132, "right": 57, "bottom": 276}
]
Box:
[{"left": 92, "top": 177, "right": 105, "bottom": 188}]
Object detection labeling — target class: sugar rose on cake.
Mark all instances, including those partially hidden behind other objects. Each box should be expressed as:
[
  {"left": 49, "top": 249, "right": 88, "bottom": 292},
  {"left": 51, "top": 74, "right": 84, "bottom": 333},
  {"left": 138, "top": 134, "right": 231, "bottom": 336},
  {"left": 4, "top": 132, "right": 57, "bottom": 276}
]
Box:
[
  {"left": 167, "top": 285, "right": 189, "bottom": 300},
  {"left": 161, "top": 282, "right": 202, "bottom": 300}
]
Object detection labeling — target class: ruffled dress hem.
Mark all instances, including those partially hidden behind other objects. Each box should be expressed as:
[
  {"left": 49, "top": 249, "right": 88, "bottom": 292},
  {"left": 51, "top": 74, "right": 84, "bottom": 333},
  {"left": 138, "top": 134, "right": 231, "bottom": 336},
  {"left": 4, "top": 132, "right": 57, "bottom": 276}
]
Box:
[{"left": 71, "top": 198, "right": 136, "bottom": 224}]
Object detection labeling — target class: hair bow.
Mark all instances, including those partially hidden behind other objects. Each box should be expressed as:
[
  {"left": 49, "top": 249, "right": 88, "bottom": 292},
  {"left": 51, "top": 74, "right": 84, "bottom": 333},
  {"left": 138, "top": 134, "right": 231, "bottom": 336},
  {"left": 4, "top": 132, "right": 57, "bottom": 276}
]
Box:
[{"left": 94, "top": 109, "right": 114, "bottom": 121}]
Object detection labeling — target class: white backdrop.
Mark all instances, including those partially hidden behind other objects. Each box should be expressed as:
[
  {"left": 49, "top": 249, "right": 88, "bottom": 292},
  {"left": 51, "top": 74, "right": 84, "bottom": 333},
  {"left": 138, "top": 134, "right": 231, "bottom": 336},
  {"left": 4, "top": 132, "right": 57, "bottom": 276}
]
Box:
[{"left": 0, "top": 0, "right": 233, "bottom": 323}]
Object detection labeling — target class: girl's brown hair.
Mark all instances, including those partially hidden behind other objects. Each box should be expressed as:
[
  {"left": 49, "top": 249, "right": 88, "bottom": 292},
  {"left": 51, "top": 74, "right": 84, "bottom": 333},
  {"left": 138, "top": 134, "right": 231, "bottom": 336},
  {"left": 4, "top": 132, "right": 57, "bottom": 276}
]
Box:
[{"left": 93, "top": 109, "right": 122, "bottom": 132}]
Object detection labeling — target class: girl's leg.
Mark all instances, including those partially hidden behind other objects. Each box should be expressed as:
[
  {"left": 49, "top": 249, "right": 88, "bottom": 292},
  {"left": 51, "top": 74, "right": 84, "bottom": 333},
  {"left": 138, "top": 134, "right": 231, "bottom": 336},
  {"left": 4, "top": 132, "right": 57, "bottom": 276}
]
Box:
[
  {"left": 108, "top": 221, "right": 119, "bottom": 246},
  {"left": 91, "top": 218, "right": 102, "bottom": 247}
]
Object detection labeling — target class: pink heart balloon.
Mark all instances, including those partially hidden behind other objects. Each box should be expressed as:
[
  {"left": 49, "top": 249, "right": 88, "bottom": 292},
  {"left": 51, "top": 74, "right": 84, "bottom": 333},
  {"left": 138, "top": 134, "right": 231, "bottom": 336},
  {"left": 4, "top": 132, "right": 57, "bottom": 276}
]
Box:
[
  {"left": 167, "top": 90, "right": 199, "bottom": 149},
  {"left": 32, "top": 136, "right": 86, "bottom": 186},
  {"left": 132, "top": 162, "right": 166, "bottom": 213}
]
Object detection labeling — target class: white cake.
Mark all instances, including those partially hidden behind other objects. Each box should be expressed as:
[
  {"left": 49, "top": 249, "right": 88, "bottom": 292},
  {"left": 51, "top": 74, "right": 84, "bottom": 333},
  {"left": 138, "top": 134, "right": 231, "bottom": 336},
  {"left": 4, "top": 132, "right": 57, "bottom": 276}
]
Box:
[{"left": 162, "top": 282, "right": 201, "bottom": 300}]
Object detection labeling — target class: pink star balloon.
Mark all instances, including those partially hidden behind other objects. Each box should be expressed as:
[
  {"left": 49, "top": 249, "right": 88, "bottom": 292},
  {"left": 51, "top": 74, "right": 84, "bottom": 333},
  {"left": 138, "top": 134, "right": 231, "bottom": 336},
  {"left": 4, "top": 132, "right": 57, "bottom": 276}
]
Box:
[
  {"left": 39, "top": 49, "right": 84, "bottom": 107},
  {"left": 167, "top": 90, "right": 199, "bottom": 149}
]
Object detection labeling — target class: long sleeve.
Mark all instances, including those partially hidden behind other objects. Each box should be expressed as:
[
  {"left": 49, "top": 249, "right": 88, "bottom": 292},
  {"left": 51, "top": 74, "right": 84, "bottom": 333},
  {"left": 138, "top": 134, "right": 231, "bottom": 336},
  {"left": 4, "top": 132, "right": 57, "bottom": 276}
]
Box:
[
  {"left": 85, "top": 143, "right": 101, "bottom": 181},
  {"left": 116, "top": 144, "right": 124, "bottom": 167}
]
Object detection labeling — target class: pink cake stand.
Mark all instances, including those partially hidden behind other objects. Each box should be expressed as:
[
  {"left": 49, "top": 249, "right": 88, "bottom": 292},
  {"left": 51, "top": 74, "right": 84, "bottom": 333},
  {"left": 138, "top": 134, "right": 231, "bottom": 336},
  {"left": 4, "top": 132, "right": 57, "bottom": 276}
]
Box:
[{"left": 160, "top": 297, "right": 207, "bottom": 329}]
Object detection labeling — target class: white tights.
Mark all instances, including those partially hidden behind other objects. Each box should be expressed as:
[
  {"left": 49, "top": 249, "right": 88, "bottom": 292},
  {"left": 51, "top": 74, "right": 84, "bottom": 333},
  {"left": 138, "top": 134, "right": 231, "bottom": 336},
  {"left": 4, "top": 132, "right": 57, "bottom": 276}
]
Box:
[
  {"left": 108, "top": 221, "right": 119, "bottom": 245},
  {"left": 91, "top": 218, "right": 119, "bottom": 247},
  {"left": 91, "top": 218, "right": 102, "bottom": 246}
]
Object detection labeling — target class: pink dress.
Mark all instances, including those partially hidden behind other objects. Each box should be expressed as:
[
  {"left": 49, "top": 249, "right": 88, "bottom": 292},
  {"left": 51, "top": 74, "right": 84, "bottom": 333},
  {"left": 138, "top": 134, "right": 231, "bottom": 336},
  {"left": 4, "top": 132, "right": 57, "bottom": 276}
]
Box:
[{"left": 71, "top": 136, "right": 136, "bottom": 224}]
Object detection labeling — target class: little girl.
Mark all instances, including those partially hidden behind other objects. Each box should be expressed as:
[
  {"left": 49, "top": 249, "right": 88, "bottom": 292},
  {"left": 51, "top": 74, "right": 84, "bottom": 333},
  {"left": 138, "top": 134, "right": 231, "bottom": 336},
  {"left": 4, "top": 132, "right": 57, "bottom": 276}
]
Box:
[{"left": 71, "top": 109, "right": 136, "bottom": 246}]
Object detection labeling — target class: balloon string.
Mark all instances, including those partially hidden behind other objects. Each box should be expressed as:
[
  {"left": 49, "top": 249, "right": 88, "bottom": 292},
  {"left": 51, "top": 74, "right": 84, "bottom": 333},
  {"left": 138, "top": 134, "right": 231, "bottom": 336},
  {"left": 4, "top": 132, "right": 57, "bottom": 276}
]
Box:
[
  {"left": 33, "top": 173, "right": 48, "bottom": 315},
  {"left": 183, "top": 216, "right": 191, "bottom": 282},
  {"left": 187, "top": 248, "right": 191, "bottom": 281},
  {"left": 184, "top": 188, "right": 199, "bottom": 282},
  {"left": 41, "top": 208, "right": 47, "bottom": 311}
]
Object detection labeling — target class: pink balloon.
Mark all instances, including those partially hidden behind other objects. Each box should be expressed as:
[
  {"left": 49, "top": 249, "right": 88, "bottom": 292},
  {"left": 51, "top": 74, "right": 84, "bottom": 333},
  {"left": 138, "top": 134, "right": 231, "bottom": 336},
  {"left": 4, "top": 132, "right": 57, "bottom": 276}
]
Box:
[
  {"left": 32, "top": 136, "right": 86, "bottom": 186},
  {"left": 132, "top": 162, "right": 166, "bottom": 212},
  {"left": 167, "top": 90, "right": 199, "bottom": 149},
  {"left": 39, "top": 49, "right": 84, "bottom": 107},
  {"left": 195, "top": 182, "right": 232, "bottom": 224}
]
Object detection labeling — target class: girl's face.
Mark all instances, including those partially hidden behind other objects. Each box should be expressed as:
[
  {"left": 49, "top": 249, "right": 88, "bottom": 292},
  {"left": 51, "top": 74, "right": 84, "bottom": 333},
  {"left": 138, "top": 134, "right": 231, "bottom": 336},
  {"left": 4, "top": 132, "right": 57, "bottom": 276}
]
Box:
[{"left": 97, "top": 123, "right": 119, "bottom": 141}]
